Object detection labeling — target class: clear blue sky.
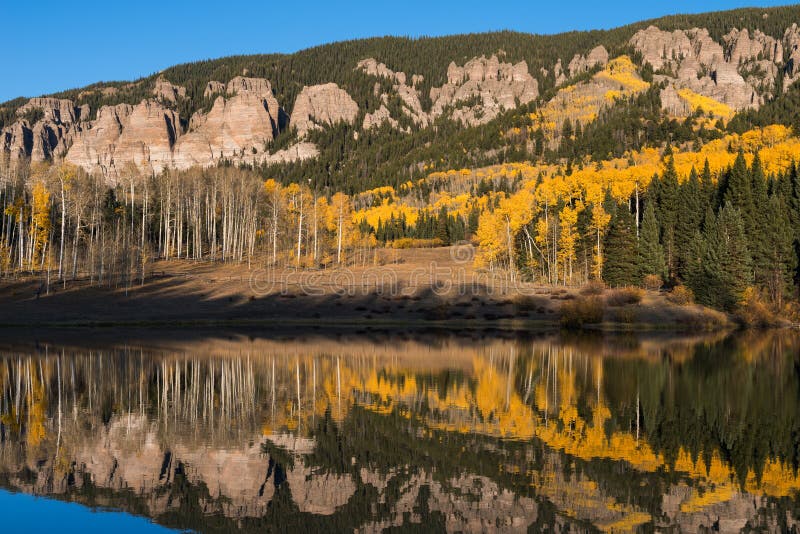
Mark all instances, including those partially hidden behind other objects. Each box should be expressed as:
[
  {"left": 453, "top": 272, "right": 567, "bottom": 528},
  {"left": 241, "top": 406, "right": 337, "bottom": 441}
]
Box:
[{"left": 1, "top": 0, "right": 795, "bottom": 102}]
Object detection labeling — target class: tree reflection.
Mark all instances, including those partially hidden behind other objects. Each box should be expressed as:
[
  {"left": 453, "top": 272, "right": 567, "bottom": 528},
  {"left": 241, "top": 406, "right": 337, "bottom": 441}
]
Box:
[{"left": 0, "top": 330, "right": 798, "bottom": 532}]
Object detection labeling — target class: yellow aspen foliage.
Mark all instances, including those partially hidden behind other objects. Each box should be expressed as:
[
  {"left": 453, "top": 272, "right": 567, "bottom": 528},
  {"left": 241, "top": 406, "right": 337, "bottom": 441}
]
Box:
[
  {"left": 353, "top": 198, "right": 419, "bottom": 229},
  {"left": 558, "top": 204, "right": 580, "bottom": 282},
  {"left": 591, "top": 204, "right": 611, "bottom": 279},
  {"left": 677, "top": 88, "right": 734, "bottom": 120},
  {"left": 30, "top": 181, "right": 51, "bottom": 267}
]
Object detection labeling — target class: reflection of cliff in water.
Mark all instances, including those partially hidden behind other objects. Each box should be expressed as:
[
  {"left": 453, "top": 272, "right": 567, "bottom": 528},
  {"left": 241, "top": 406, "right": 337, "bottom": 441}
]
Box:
[{"left": 0, "top": 330, "right": 799, "bottom": 532}]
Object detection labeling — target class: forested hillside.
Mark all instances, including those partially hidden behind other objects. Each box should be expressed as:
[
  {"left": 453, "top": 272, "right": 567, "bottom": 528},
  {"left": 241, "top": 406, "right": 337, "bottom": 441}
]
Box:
[{"left": 3, "top": 4, "right": 800, "bottom": 323}]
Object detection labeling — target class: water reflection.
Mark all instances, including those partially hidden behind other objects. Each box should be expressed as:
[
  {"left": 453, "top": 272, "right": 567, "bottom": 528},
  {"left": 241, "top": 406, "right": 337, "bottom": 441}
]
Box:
[{"left": 0, "top": 330, "right": 799, "bottom": 532}]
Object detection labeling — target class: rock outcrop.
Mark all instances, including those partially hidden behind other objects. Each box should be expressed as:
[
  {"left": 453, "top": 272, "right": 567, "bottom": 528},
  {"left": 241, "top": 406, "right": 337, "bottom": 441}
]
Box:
[
  {"left": 290, "top": 83, "right": 359, "bottom": 136},
  {"left": 783, "top": 24, "right": 800, "bottom": 89},
  {"left": 363, "top": 105, "right": 398, "bottom": 130},
  {"left": 358, "top": 54, "right": 539, "bottom": 129},
  {"left": 568, "top": 45, "right": 609, "bottom": 76},
  {"left": 1, "top": 97, "right": 88, "bottom": 163},
  {"left": 257, "top": 141, "right": 319, "bottom": 166},
  {"left": 660, "top": 85, "right": 691, "bottom": 116},
  {"left": 630, "top": 26, "right": 769, "bottom": 112},
  {"left": 173, "top": 77, "right": 284, "bottom": 169},
  {"left": 66, "top": 100, "right": 180, "bottom": 178},
  {"left": 356, "top": 59, "right": 428, "bottom": 127},
  {"left": 64, "top": 103, "right": 133, "bottom": 175},
  {"left": 152, "top": 77, "right": 187, "bottom": 103},
  {"left": 430, "top": 55, "right": 539, "bottom": 126},
  {"left": 204, "top": 80, "right": 225, "bottom": 98}
]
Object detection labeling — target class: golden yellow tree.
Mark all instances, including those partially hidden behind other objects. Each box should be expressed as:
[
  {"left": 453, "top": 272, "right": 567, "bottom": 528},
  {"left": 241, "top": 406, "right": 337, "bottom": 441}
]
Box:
[{"left": 30, "top": 181, "right": 52, "bottom": 269}]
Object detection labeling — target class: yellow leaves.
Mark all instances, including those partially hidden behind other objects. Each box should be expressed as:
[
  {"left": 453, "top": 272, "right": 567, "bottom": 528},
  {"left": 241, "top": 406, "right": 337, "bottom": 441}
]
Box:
[
  {"left": 30, "top": 181, "right": 51, "bottom": 266},
  {"left": 676, "top": 88, "right": 733, "bottom": 120},
  {"left": 533, "top": 55, "right": 650, "bottom": 141},
  {"left": 597, "top": 56, "right": 650, "bottom": 93},
  {"left": 353, "top": 198, "right": 419, "bottom": 229},
  {"left": 558, "top": 205, "right": 580, "bottom": 280},
  {"left": 263, "top": 178, "right": 281, "bottom": 196},
  {"left": 475, "top": 210, "right": 507, "bottom": 267}
]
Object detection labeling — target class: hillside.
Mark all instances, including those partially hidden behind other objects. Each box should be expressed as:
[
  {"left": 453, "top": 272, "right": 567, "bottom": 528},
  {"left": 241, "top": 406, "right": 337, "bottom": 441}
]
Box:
[
  {"left": 2, "top": 5, "right": 800, "bottom": 192},
  {"left": 2, "top": 4, "right": 800, "bottom": 325}
]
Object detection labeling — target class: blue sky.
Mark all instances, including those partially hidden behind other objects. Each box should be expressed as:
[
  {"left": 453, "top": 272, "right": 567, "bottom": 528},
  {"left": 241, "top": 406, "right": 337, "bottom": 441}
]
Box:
[{"left": 1, "top": 1, "right": 795, "bottom": 102}]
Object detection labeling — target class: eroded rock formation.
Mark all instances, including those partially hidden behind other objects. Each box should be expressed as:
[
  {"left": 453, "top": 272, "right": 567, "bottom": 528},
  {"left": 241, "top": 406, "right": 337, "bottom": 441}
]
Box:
[
  {"left": 290, "top": 83, "right": 359, "bottom": 136},
  {"left": 629, "top": 25, "right": 793, "bottom": 113}
]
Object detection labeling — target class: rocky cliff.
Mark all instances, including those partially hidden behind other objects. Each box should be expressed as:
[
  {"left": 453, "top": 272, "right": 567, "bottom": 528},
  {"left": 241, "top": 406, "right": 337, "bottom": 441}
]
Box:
[
  {"left": 3, "top": 15, "right": 800, "bottom": 179},
  {"left": 629, "top": 25, "right": 794, "bottom": 111}
]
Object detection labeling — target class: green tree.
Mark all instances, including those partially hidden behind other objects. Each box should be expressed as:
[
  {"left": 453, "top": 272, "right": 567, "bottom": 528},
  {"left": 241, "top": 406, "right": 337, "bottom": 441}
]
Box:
[
  {"left": 694, "top": 203, "right": 752, "bottom": 311},
  {"left": 761, "top": 195, "right": 796, "bottom": 306},
  {"left": 656, "top": 158, "right": 680, "bottom": 278},
  {"left": 603, "top": 204, "right": 639, "bottom": 287},
  {"left": 638, "top": 201, "right": 666, "bottom": 282},
  {"left": 675, "top": 167, "right": 703, "bottom": 277}
]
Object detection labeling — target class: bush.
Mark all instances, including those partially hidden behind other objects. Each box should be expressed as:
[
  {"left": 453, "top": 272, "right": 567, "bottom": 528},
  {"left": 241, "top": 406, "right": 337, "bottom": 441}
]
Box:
[
  {"left": 560, "top": 296, "right": 604, "bottom": 328},
  {"left": 667, "top": 285, "right": 694, "bottom": 305},
  {"left": 606, "top": 287, "right": 643, "bottom": 307},
  {"left": 736, "top": 287, "right": 779, "bottom": 327},
  {"left": 642, "top": 274, "right": 663, "bottom": 291},
  {"left": 579, "top": 280, "right": 606, "bottom": 296},
  {"left": 513, "top": 294, "right": 541, "bottom": 311},
  {"left": 390, "top": 238, "right": 444, "bottom": 249}
]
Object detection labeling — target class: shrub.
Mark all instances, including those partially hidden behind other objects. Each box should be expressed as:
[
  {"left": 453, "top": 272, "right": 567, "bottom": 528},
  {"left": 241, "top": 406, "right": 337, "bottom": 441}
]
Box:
[
  {"left": 579, "top": 280, "right": 606, "bottom": 296},
  {"left": 390, "top": 238, "right": 444, "bottom": 249},
  {"left": 613, "top": 307, "right": 636, "bottom": 324},
  {"left": 642, "top": 274, "right": 663, "bottom": 291},
  {"left": 513, "top": 294, "right": 542, "bottom": 311},
  {"left": 606, "top": 287, "right": 643, "bottom": 307},
  {"left": 736, "top": 287, "right": 779, "bottom": 327},
  {"left": 560, "top": 296, "right": 604, "bottom": 328},
  {"left": 667, "top": 285, "right": 694, "bottom": 305}
]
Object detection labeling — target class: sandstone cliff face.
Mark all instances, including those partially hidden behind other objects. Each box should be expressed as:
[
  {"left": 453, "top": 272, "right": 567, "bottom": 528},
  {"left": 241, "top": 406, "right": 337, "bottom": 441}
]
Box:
[
  {"left": 432, "top": 55, "right": 539, "bottom": 125},
  {"left": 783, "top": 24, "right": 800, "bottom": 89},
  {"left": 65, "top": 100, "right": 180, "bottom": 178},
  {"left": 4, "top": 21, "right": 800, "bottom": 178},
  {"left": 1, "top": 97, "right": 88, "bottom": 163},
  {"left": 363, "top": 104, "right": 398, "bottom": 130},
  {"left": 356, "top": 60, "right": 428, "bottom": 127},
  {"left": 357, "top": 54, "right": 539, "bottom": 129},
  {"left": 290, "top": 83, "right": 359, "bottom": 136},
  {"left": 173, "top": 77, "right": 284, "bottom": 170},
  {"left": 568, "top": 45, "right": 609, "bottom": 76},
  {"left": 629, "top": 25, "right": 787, "bottom": 113},
  {"left": 152, "top": 77, "right": 187, "bottom": 103}
]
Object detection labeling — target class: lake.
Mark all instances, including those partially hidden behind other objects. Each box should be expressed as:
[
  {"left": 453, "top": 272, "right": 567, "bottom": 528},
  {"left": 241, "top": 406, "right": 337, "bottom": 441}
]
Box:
[{"left": 0, "top": 328, "right": 799, "bottom": 532}]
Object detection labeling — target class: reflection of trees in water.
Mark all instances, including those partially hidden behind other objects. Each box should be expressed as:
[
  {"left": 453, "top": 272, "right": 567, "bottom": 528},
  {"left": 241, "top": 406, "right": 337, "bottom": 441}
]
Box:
[{"left": 0, "top": 330, "right": 799, "bottom": 531}]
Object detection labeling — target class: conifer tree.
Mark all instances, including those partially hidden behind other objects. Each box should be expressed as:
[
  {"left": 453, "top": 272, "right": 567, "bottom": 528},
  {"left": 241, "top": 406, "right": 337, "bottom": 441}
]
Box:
[
  {"left": 656, "top": 158, "right": 680, "bottom": 278},
  {"left": 638, "top": 201, "right": 666, "bottom": 282},
  {"left": 761, "top": 195, "right": 796, "bottom": 306},
  {"left": 675, "top": 167, "right": 702, "bottom": 276},
  {"left": 695, "top": 203, "right": 752, "bottom": 311},
  {"left": 436, "top": 206, "right": 450, "bottom": 245},
  {"left": 602, "top": 204, "right": 639, "bottom": 287}
]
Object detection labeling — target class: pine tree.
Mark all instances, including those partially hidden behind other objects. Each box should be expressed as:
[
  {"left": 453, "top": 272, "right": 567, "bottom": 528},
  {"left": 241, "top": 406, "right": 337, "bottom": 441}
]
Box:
[
  {"left": 436, "top": 206, "right": 450, "bottom": 245},
  {"left": 722, "top": 151, "right": 755, "bottom": 237},
  {"left": 675, "top": 167, "right": 702, "bottom": 277},
  {"left": 602, "top": 204, "right": 639, "bottom": 287},
  {"left": 762, "top": 195, "right": 796, "bottom": 306},
  {"left": 638, "top": 201, "right": 666, "bottom": 282},
  {"left": 696, "top": 203, "right": 752, "bottom": 311},
  {"left": 656, "top": 158, "right": 680, "bottom": 278},
  {"left": 749, "top": 152, "right": 770, "bottom": 288}
]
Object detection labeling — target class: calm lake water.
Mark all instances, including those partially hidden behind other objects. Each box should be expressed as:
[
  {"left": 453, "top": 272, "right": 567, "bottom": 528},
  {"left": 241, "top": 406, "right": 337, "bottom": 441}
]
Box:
[{"left": 1, "top": 328, "right": 799, "bottom": 533}]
